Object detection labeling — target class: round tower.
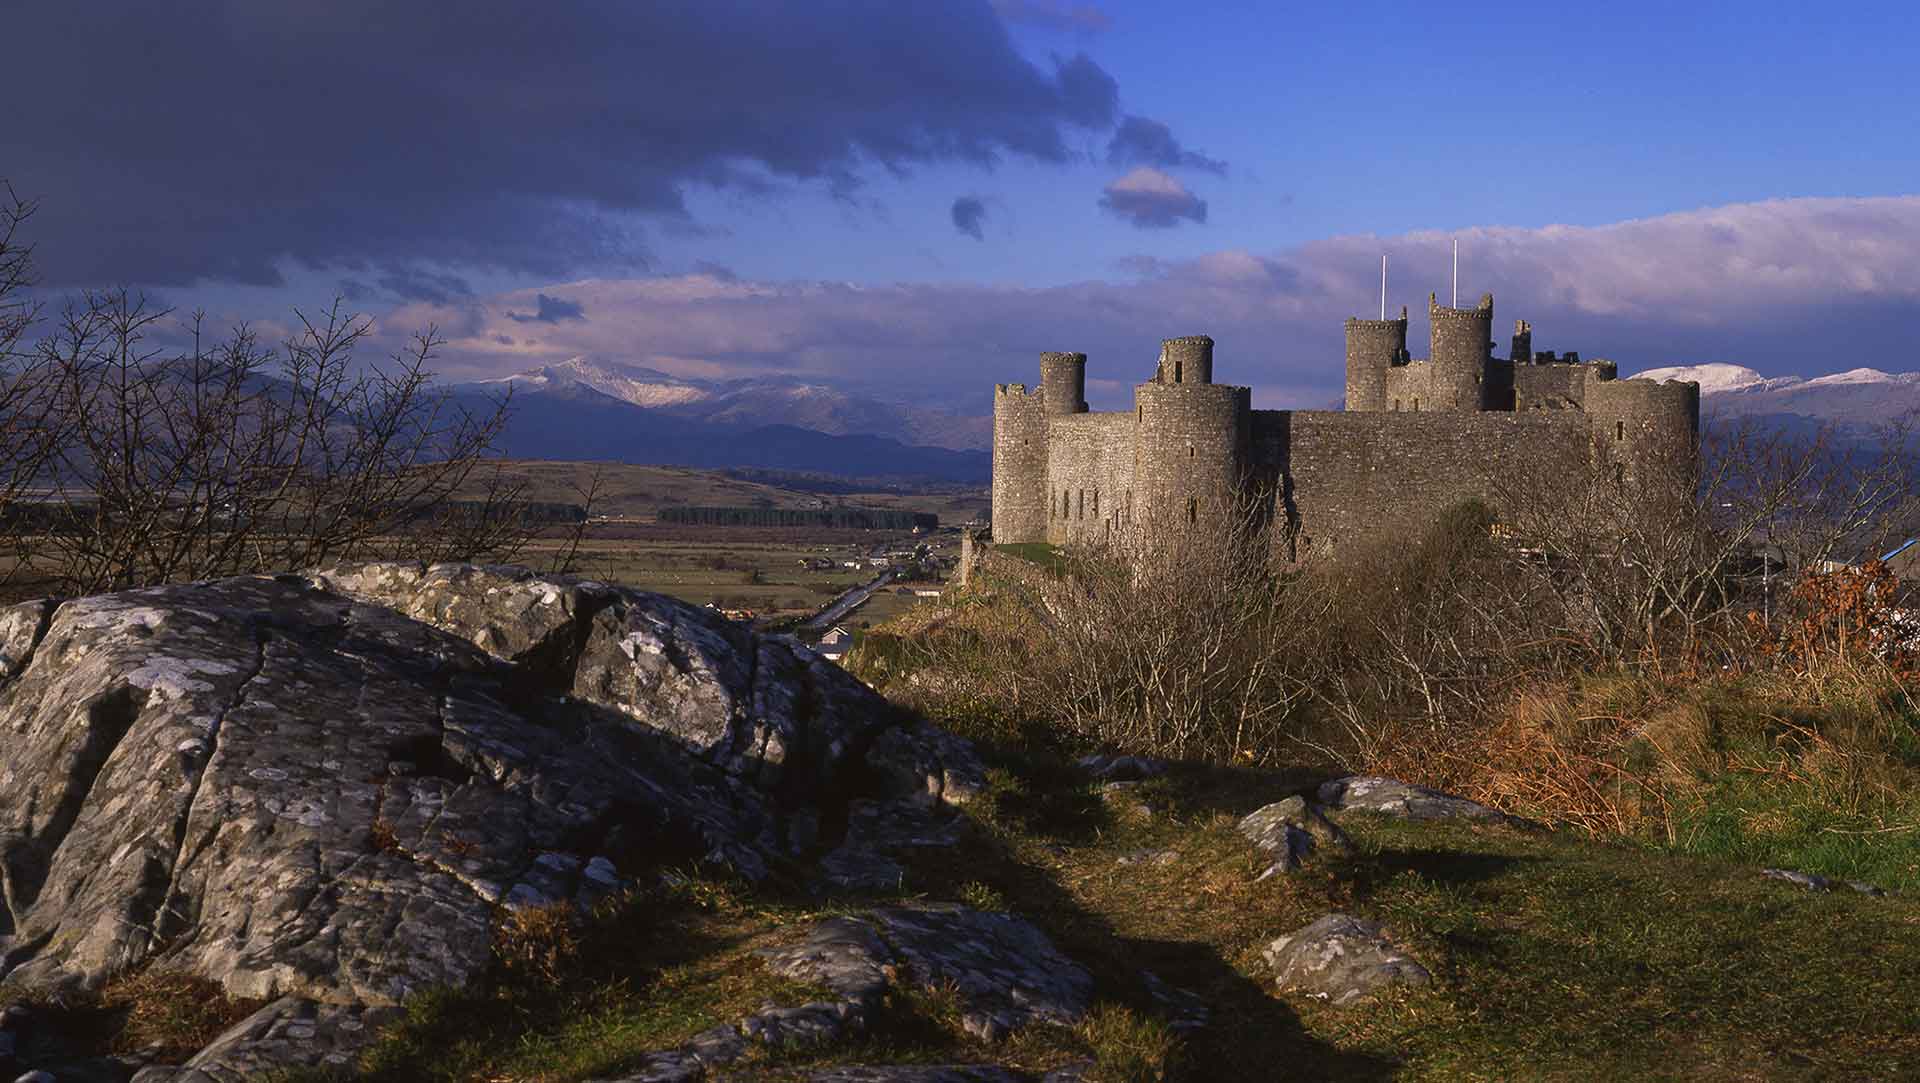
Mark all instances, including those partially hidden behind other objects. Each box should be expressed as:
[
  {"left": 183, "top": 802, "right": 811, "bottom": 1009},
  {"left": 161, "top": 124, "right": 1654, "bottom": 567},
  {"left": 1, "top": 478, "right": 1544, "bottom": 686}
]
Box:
[
  {"left": 991, "top": 383, "right": 1049, "bottom": 544},
  {"left": 1039, "top": 351, "right": 1088, "bottom": 415},
  {"left": 1155, "top": 336, "right": 1214, "bottom": 385},
  {"left": 1344, "top": 309, "right": 1408, "bottom": 411},
  {"left": 1428, "top": 292, "right": 1495, "bottom": 411},
  {"left": 1131, "top": 377, "right": 1249, "bottom": 540}
]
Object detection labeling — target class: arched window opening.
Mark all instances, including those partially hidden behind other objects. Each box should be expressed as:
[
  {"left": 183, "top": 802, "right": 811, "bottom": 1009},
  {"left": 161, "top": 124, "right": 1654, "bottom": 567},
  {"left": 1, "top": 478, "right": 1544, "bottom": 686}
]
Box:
[
  {"left": 1174, "top": 360, "right": 1183, "bottom": 383},
  {"left": 1412, "top": 397, "right": 1421, "bottom": 412},
  {"left": 1077, "top": 489, "right": 1085, "bottom": 519},
  {"left": 1092, "top": 490, "right": 1099, "bottom": 516},
  {"left": 1187, "top": 496, "right": 1197, "bottom": 525},
  {"left": 1393, "top": 399, "right": 1401, "bottom": 412}
]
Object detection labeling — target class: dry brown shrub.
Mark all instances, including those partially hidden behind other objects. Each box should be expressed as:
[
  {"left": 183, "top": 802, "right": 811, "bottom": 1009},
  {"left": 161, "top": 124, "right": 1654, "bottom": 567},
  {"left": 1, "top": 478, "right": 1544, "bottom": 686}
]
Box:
[
  {"left": 100, "top": 967, "right": 265, "bottom": 1060},
  {"left": 493, "top": 901, "right": 581, "bottom": 989}
]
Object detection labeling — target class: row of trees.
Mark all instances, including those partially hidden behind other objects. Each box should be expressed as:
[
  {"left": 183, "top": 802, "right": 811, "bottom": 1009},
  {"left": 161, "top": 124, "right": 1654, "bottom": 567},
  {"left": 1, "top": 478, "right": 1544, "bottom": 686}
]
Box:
[{"left": 0, "top": 183, "right": 541, "bottom": 600}]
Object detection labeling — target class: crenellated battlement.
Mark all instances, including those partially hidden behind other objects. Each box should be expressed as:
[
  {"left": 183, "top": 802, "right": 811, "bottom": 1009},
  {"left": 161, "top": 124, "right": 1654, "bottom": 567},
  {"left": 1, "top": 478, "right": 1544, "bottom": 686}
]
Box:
[{"left": 990, "top": 290, "right": 1701, "bottom": 556}]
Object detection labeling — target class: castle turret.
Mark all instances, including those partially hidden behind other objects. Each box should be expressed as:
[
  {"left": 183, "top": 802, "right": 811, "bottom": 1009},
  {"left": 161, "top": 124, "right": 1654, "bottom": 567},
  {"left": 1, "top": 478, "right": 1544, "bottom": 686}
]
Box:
[
  {"left": 1133, "top": 336, "right": 1249, "bottom": 537},
  {"left": 1428, "top": 292, "right": 1495, "bottom": 411},
  {"left": 1344, "top": 308, "right": 1409, "bottom": 411},
  {"left": 1039, "top": 351, "right": 1088, "bottom": 415},
  {"left": 991, "top": 378, "right": 1050, "bottom": 544},
  {"left": 1155, "top": 336, "right": 1214, "bottom": 385},
  {"left": 1511, "top": 319, "right": 1533, "bottom": 364}
]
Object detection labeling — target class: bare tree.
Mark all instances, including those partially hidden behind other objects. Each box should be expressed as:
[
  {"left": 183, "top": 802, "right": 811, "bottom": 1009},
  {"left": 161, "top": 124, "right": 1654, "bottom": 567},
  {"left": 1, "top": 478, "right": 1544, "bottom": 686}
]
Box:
[
  {"left": 1496, "top": 414, "right": 1920, "bottom": 662},
  {"left": 0, "top": 183, "right": 73, "bottom": 596},
  {"left": 30, "top": 290, "right": 519, "bottom": 593},
  {"left": 1009, "top": 487, "right": 1324, "bottom": 762}
]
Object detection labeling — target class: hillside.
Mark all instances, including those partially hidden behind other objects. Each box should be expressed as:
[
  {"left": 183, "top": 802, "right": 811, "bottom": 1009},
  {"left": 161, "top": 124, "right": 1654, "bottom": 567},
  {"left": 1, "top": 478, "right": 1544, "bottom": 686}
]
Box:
[
  {"left": 449, "top": 377, "right": 988, "bottom": 483},
  {"left": 473, "top": 356, "right": 992, "bottom": 452}
]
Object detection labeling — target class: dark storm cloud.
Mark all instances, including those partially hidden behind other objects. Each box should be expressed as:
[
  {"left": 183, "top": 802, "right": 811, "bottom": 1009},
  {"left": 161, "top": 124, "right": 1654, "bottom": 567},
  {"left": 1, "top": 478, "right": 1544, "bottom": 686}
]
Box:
[
  {"left": 1099, "top": 169, "right": 1208, "bottom": 228},
  {"left": 9, "top": 2, "right": 1126, "bottom": 288},
  {"left": 507, "top": 294, "right": 587, "bottom": 324},
  {"left": 951, "top": 196, "right": 990, "bottom": 240},
  {"left": 378, "top": 268, "right": 475, "bottom": 305},
  {"left": 990, "top": 0, "right": 1114, "bottom": 33},
  {"left": 1106, "top": 115, "right": 1227, "bottom": 176}
]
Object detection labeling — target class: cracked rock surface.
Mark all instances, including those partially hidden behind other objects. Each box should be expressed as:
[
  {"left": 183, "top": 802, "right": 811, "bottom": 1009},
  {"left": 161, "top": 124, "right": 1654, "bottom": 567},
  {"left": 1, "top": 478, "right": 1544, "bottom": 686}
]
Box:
[
  {"left": 760, "top": 905, "right": 1093, "bottom": 1042},
  {"left": 1263, "top": 913, "right": 1431, "bottom": 1006},
  {"left": 310, "top": 562, "right": 989, "bottom": 810},
  {"left": 0, "top": 564, "right": 985, "bottom": 1077}
]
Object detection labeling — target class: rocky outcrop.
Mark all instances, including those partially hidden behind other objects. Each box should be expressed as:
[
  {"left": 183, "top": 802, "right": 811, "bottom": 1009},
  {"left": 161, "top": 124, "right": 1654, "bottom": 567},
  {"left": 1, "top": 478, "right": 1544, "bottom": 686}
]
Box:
[
  {"left": 0, "top": 564, "right": 985, "bottom": 1079},
  {"left": 309, "top": 562, "right": 967, "bottom": 805},
  {"left": 1239, "top": 795, "right": 1354, "bottom": 878},
  {"left": 1262, "top": 914, "right": 1431, "bottom": 1007},
  {"left": 1316, "top": 776, "right": 1531, "bottom": 828},
  {"left": 1760, "top": 867, "right": 1889, "bottom": 897},
  {"left": 760, "top": 905, "right": 1093, "bottom": 1043}
]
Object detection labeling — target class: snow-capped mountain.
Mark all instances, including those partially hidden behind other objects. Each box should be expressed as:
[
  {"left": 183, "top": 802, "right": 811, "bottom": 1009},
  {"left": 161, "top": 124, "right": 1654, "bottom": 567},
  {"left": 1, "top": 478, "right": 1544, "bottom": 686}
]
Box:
[
  {"left": 481, "top": 358, "right": 709, "bottom": 408},
  {"left": 1631, "top": 363, "right": 1920, "bottom": 428},
  {"left": 476, "top": 357, "right": 990, "bottom": 451}
]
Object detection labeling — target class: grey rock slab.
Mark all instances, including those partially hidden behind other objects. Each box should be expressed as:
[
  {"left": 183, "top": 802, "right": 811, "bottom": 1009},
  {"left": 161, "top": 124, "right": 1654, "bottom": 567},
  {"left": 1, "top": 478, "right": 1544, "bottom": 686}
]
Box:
[
  {"left": 868, "top": 719, "right": 987, "bottom": 807},
  {"left": 869, "top": 906, "right": 1092, "bottom": 1041},
  {"left": 758, "top": 915, "right": 894, "bottom": 1005},
  {"left": 1760, "top": 867, "right": 1888, "bottom": 896},
  {"left": 0, "top": 598, "right": 55, "bottom": 684},
  {"left": 1076, "top": 753, "right": 1167, "bottom": 782},
  {"left": 585, "top": 1052, "right": 706, "bottom": 1083},
  {"left": 1316, "top": 776, "right": 1531, "bottom": 827},
  {"left": 1240, "top": 795, "right": 1355, "bottom": 877},
  {"left": 0, "top": 574, "right": 780, "bottom": 1010},
  {"left": 740, "top": 999, "right": 866, "bottom": 1050},
  {"left": 1263, "top": 913, "right": 1431, "bottom": 1007},
  {"left": 312, "top": 562, "right": 902, "bottom": 802},
  {"left": 814, "top": 799, "right": 967, "bottom": 894},
  {"left": 762, "top": 905, "right": 1092, "bottom": 1043}
]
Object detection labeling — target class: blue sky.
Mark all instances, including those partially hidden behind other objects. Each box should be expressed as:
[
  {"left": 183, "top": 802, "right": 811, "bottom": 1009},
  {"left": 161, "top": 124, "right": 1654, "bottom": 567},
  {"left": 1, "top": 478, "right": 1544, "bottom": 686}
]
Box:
[{"left": 9, "top": 1, "right": 1920, "bottom": 412}]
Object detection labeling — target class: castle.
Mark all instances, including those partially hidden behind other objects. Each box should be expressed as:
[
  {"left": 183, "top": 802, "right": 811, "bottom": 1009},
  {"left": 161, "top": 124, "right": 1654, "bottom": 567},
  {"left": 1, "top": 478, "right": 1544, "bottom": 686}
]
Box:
[{"left": 991, "top": 292, "right": 1701, "bottom": 558}]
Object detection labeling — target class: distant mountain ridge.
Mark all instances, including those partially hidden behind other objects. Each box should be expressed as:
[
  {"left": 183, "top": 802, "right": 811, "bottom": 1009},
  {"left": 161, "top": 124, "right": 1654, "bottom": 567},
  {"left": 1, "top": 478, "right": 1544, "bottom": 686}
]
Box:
[
  {"left": 450, "top": 376, "right": 988, "bottom": 483},
  {"left": 476, "top": 356, "right": 991, "bottom": 451},
  {"left": 1630, "top": 362, "right": 1920, "bottom": 429}
]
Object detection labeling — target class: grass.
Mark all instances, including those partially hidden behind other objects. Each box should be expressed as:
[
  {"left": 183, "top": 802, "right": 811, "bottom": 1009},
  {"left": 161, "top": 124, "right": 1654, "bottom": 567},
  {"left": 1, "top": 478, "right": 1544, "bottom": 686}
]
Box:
[
  {"left": 40, "top": 728, "right": 1915, "bottom": 1081},
  {"left": 0, "top": 967, "right": 265, "bottom": 1074}
]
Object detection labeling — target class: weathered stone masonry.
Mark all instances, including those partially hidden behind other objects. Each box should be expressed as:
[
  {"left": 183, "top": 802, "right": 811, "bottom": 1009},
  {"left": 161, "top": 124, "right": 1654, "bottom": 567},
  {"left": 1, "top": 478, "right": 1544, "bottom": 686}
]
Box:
[{"left": 992, "top": 292, "right": 1701, "bottom": 558}]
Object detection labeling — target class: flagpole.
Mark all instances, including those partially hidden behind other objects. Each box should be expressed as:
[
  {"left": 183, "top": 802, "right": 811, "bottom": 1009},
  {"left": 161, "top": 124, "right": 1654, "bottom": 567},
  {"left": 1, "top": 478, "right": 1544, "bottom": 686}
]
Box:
[
  {"left": 1379, "top": 255, "right": 1387, "bottom": 320},
  {"left": 1451, "top": 238, "right": 1458, "bottom": 308}
]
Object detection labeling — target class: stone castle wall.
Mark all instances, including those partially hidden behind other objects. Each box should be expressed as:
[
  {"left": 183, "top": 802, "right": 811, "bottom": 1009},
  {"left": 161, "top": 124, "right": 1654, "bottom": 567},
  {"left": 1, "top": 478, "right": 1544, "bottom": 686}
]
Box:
[
  {"left": 990, "top": 300, "right": 1700, "bottom": 558},
  {"left": 1045, "top": 411, "right": 1138, "bottom": 546},
  {"left": 1257, "top": 410, "right": 1591, "bottom": 556}
]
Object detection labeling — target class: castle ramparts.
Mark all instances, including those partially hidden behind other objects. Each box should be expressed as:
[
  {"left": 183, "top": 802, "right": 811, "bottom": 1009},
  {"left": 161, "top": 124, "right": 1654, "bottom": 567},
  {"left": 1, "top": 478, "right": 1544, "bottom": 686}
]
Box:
[{"left": 991, "top": 292, "right": 1701, "bottom": 557}]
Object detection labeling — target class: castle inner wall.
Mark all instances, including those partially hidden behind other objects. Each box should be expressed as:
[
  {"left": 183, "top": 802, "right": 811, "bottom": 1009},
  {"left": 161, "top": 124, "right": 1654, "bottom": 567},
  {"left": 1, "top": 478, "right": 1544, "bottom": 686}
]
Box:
[
  {"left": 1255, "top": 410, "right": 1593, "bottom": 555},
  {"left": 1045, "top": 411, "right": 1138, "bottom": 546}
]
